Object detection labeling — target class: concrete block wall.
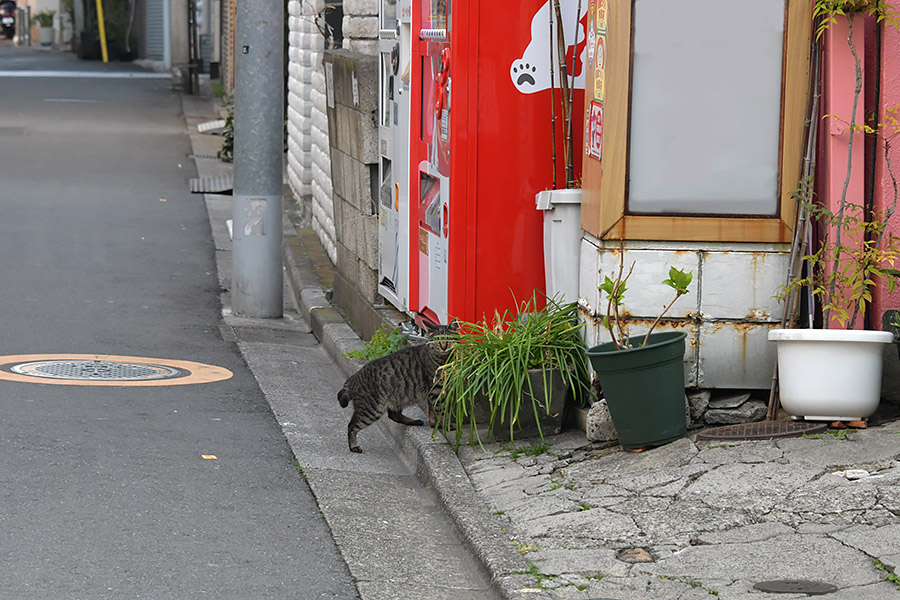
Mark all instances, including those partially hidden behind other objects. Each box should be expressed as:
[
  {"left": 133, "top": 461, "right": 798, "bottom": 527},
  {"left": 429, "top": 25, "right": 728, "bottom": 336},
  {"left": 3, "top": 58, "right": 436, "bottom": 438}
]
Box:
[
  {"left": 286, "top": 0, "right": 378, "bottom": 267},
  {"left": 325, "top": 49, "right": 380, "bottom": 304}
]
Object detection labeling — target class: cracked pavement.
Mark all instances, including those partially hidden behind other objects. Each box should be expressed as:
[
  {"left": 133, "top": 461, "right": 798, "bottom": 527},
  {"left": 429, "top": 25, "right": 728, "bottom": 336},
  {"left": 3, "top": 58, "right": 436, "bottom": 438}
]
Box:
[{"left": 457, "top": 420, "right": 900, "bottom": 599}]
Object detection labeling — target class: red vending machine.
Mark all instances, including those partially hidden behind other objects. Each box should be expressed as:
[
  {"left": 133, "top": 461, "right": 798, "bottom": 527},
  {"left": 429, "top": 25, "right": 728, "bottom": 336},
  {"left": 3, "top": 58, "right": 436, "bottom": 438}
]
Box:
[{"left": 409, "top": 0, "right": 586, "bottom": 325}]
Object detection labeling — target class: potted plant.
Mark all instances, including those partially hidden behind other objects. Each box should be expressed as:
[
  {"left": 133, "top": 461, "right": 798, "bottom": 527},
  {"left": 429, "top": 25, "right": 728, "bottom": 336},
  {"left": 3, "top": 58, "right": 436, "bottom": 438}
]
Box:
[
  {"left": 586, "top": 258, "right": 693, "bottom": 450},
  {"left": 33, "top": 9, "right": 54, "bottom": 46},
  {"left": 769, "top": 2, "right": 900, "bottom": 423},
  {"left": 436, "top": 293, "right": 590, "bottom": 447},
  {"left": 771, "top": 198, "right": 899, "bottom": 421}
]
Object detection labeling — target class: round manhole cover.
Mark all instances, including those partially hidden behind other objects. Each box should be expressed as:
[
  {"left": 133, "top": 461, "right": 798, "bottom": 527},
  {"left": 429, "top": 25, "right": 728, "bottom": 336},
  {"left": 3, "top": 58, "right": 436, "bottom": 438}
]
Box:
[
  {"left": 11, "top": 360, "right": 183, "bottom": 381},
  {"left": 754, "top": 580, "right": 837, "bottom": 595},
  {"left": 0, "top": 354, "right": 232, "bottom": 387},
  {"left": 696, "top": 420, "right": 828, "bottom": 441}
]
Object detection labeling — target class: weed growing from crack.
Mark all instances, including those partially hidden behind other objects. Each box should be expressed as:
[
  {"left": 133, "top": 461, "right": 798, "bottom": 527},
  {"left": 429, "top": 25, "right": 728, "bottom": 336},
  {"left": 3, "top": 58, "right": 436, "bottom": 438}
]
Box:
[
  {"left": 577, "top": 502, "right": 591, "bottom": 511},
  {"left": 874, "top": 558, "right": 900, "bottom": 590},
  {"left": 548, "top": 469, "right": 577, "bottom": 492},
  {"left": 513, "top": 540, "right": 540, "bottom": 555},
  {"left": 524, "top": 563, "right": 558, "bottom": 589},
  {"left": 508, "top": 443, "right": 550, "bottom": 460},
  {"left": 659, "top": 575, "right": 719, "bottom": 596},
  {"left": 803, "top": 429, "right": 857, "bottom": 440},
  {"left": 292, "top": 461, "right": 306, "bottom": 479}
]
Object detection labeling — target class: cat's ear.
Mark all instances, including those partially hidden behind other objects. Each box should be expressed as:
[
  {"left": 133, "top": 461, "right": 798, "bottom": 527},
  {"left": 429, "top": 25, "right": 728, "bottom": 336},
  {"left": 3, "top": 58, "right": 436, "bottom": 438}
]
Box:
[{"left": 448, "top": 318, "right": 460, "bottom": 332}]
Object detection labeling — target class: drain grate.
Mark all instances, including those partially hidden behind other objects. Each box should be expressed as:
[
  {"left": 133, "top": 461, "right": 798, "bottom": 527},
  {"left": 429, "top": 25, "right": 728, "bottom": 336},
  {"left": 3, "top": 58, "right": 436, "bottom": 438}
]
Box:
[
  {"left": 11, "top": 360, "right": 182, "bottom": 381},
  {"left": 197, "top": 119, "right": 226, "bottom": 133},
  {"left": 190, "top": 175, "right": 233, "bottom": 194},
  {"left": 696, "top": 420, "right": 828, "bottom": 441},
  {"left": 754, "top": 580, "right": 837, "bottom": 595}
]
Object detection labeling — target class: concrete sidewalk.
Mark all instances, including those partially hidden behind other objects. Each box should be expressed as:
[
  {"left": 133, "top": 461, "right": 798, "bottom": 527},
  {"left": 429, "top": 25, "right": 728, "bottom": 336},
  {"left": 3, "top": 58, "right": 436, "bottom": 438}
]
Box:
[{"left": 185, "top": 88, "right": 900, "bottom": 600}]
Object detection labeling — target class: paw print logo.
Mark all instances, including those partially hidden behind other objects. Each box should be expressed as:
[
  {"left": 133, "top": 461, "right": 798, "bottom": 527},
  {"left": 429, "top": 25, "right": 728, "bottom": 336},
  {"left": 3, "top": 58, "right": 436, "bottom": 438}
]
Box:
[
  {"left": 512, "top": 61, "right": 538, "bottom": 88},
  {"left": 510, "top": 0, "right": 588, "bottom": 95}
]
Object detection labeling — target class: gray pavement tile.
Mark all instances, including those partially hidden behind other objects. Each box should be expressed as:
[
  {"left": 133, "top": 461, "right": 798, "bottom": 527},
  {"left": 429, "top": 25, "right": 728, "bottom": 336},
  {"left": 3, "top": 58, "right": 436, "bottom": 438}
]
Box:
[
  {"left": 633, "top": 535, "right": 882, "bottom": 589},
  {"left": 696, "top": 522, "right": 795, "bottom": 545},
  {"left": 356, "top": 581, "right": 494, "bottom": 600},
  {"left": 831, "top": 524, "right": 900, "bottom": 571},
  {"left": 681, "top": 461, "right": 821, "bottom": 513}
]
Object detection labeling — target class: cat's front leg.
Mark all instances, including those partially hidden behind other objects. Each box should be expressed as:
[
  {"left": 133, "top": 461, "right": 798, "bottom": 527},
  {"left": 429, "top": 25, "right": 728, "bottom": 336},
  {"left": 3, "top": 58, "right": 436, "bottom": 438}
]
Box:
[{"left": 388, "top": 408, "right": 423, "bottom": 426}]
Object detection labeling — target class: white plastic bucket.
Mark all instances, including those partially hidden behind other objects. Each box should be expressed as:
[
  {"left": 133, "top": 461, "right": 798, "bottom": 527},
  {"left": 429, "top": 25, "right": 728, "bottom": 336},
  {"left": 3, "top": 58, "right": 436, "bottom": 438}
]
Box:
[{"left": 768, "top": 328, "right": 893, "bottom": 420}]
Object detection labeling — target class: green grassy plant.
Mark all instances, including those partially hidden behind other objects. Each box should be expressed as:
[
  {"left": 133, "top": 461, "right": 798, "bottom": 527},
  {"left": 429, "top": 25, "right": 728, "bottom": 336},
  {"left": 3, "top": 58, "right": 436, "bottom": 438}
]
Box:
[{"left": 436, "top": 294, "right": 590, "bottom": 447}]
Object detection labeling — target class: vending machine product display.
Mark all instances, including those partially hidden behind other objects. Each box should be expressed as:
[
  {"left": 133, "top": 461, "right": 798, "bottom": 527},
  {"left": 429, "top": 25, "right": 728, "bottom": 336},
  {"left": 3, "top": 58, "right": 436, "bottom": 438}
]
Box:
[
  {"left": 392, "top": 0, "right": 587, "bottom": 325},
  {"left": 378, "top": 0, "right": 413, "bottom": 312}
]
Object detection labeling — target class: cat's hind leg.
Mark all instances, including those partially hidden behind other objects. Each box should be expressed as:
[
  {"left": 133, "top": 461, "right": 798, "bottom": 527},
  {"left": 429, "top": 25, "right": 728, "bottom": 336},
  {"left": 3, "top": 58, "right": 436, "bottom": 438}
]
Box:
[{"left": 347, "top": 406, "right": 381, "bottom": 453}]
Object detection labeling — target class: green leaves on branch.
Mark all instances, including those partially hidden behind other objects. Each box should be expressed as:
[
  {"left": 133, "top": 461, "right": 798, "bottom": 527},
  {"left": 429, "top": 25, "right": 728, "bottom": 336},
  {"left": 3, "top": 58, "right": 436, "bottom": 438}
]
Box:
[
  {"left": 779, "top": 202, "right": 900, "bottom": 329},
  {"left": 598, "top": 255, "right": 693, "bottom": 350},
  {"left": 663, "top": 267, "right": 693, "bottom": 296},
  {"left": 813, "top": 0, "right": 900, "bottom": 40}
]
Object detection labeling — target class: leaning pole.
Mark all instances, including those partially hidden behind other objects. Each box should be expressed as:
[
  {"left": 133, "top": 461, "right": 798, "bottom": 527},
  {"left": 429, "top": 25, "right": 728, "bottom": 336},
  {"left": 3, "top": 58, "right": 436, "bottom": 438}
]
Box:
[{"left": 231, "top": 0, "right": 284, "bottom": 318}]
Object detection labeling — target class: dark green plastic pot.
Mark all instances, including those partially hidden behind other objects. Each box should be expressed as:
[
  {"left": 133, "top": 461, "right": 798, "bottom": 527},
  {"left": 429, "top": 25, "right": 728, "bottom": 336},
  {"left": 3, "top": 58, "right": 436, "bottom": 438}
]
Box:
[{"left": 586, "top": 331, "right": 687, "bottom": 449}]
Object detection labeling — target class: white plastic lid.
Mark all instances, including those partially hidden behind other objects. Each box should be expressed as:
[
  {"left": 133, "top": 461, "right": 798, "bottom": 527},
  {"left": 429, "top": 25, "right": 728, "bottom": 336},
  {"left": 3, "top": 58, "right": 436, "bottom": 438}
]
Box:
[
  {"left": 535, "top": 189, "right": 582, "bottom": 210},
  {"left": 768, "top": 328, "right": 894, "bottom": 343}
]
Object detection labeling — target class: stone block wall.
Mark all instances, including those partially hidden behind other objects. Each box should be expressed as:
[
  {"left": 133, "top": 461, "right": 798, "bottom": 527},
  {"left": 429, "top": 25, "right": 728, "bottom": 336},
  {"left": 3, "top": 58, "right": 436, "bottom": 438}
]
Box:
[
  {"left": 325, "top": 49, "right": 380, "bottom": 304},
  {"left": 286, "top": 0, "right": 378, "bottom": 267},
  {"left": 341, "top": 0, "right": 377, "bottom": 55}
]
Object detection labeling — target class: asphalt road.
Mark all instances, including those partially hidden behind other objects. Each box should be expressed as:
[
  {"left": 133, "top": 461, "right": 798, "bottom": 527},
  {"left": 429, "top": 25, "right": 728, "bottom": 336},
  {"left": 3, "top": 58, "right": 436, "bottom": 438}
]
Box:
[{"left": 0, "top": 45, "right": 358, "bottom": 599}]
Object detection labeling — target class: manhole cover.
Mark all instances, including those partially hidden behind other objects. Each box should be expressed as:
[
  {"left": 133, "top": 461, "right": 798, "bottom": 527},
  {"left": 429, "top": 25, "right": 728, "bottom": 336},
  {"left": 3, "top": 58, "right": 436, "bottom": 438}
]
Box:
[
  {"left": 10, "top": 360, "right": 183, "bottom": 381},
  {"left": 754, "top": 580, "right": 837, "bottom": 595},
  {"left": 0, "top": 354, "right": 233, "bottom": 387},
  {"left": 696, "top": 420, "right": 828, "bottom": 441}
]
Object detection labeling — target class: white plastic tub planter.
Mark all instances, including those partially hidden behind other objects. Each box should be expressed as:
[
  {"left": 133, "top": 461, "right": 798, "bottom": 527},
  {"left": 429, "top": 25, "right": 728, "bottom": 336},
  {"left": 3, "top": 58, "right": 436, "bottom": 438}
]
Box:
[{"left": 768, "top": 328, "right": 894, "bottom": 421}]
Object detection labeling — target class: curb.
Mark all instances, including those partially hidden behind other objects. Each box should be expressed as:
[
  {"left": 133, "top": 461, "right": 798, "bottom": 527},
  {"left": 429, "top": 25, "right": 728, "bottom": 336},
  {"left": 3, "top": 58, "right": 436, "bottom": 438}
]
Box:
[{"left": 281, "top": 223, "right": 553, "bottom": 600}]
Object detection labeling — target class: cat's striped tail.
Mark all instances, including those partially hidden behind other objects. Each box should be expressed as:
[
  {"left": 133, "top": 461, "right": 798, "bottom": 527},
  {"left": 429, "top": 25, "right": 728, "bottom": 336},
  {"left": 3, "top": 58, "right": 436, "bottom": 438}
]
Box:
[{"left": 337, "top": 388, "right": 351, "bottom": 408}]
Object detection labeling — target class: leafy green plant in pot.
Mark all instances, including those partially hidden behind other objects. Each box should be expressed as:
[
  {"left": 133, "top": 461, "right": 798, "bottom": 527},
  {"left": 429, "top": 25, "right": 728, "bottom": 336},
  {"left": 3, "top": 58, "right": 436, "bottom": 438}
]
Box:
[
  {"left": 586, "top": 259, "right": 693, "bottom": 450},
  {"left": 33, "top": 9, "right": 55, "bottom": 27},
  {"left": 769, "top": 1, "right": 900, "bottom": 423},
  {"left": 436, "top": 294, "right": 590, "bottom": 448},
  {"left": 34, "top": 9, "right": 55, "bottom": 46}
]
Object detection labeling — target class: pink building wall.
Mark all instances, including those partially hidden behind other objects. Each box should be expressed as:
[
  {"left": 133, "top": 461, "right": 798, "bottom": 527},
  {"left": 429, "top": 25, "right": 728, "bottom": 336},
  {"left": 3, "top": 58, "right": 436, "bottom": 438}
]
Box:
[
  {"left": 871, "top": 21, "right": 900, "bottom": 328},
  {"left": 819, "top": 16, "right": 866, "bottom": 329},
  {"left": 820, "top": 14, "right": 900, "bottom": 330}
]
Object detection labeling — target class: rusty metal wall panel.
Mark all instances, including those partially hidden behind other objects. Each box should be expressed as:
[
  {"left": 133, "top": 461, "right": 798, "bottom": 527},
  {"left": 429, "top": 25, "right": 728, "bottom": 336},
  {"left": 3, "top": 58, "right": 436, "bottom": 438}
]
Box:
[{"left": 579, "top": 239, "right": 790, "bottom": 389}]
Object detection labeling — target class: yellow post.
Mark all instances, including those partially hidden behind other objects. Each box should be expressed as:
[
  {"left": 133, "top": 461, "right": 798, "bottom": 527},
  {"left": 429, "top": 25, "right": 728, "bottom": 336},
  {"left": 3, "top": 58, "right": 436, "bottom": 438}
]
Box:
[{"left": 95, "top": 0, "right": 108, "bottom": 63}]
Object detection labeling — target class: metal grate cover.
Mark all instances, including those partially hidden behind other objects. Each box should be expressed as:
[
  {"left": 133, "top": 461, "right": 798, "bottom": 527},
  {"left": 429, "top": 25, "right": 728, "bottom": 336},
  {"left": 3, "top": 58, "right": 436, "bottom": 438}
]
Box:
[
  {"left": 11, "top": 360, "right": 182, "bottom": 381},
  {"left": 189, "top": 175, "right": 233, "bottom": 194},
  {"left": 696, "top": 420, "right": 828, "bottom": 441},
  {"left": 197, "top": 119, "right": 227, "bottom": 133}
]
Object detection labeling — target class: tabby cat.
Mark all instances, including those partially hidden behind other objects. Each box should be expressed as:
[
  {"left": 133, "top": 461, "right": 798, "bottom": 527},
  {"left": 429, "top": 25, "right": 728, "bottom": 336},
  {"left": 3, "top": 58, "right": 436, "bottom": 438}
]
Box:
[{"left": 338, "top": 320, "right": 459, "bottom": 453}]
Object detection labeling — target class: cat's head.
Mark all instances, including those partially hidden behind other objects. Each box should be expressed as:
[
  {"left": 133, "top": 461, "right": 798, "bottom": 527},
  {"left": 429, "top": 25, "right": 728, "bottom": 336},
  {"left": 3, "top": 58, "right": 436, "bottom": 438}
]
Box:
[{"left": 423, "top": 318, "right": 460, "bottom": 354}]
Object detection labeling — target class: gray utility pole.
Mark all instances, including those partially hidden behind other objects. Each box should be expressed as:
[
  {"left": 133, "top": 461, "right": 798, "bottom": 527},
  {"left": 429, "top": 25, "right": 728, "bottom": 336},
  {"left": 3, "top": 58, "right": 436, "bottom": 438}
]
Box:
[{"left": 231, "top": 0, "right": 284, "bottom": 318}]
